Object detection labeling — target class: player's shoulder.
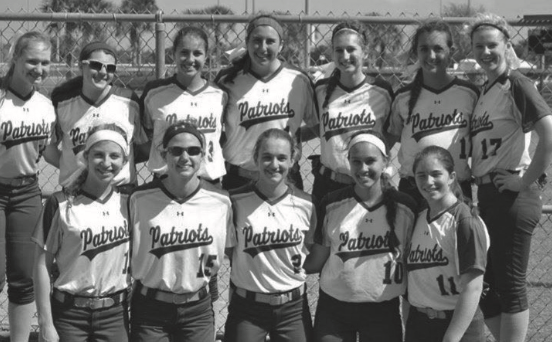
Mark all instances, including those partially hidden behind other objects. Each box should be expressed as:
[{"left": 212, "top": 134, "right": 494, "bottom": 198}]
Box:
[
  {"left": 129, "top": 179, "right": 163, "bottom": 199},
  {"left": 289, "top": 184, "right": 314, "bottom": 203},
  {"left": 393, "top": 82, "right": 415, "bottom": 99},
  {"left": 46, "top": 191, "right": 68, "bottom": 208},
  {"left": 452, "top": 78, "right": 480, "bottom": 96},
  {"left": 200, "top": 180, "right": 230, "bottom": 201},
  {"left": 387, "top": 188, "right": 417, "bottom": 214},
  {"left": 111, "top": 85, "right": 139, "bottom": 102},
  {"left": 142, "top": 76, "right": 176, "bottom": 98},
  {"left": 51, "top": 77, "right": 82, "bottom": 106},
  {"left": 322, "top": 185, "right": 356, "bottom": 208},
  {"left": 281, "top": 62, "right": 312, "bottom": 80},
  {"left": 229, "top": 182, "right": 256, "bottom": 199},
  {"left": 369, "top": 76, "right": 394, "bottom": 97},
  {"left": 506, "top": 69, "right": 537, "bottom": 92}
]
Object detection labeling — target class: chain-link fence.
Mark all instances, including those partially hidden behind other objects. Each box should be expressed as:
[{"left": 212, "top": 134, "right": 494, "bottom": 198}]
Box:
[{"left": 2, "top": 10, "right": 552, "bottom": 341}]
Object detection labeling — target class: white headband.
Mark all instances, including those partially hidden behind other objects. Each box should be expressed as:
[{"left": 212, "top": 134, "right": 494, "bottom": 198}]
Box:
[
  {"left": 85, "top": 130, "right": 129, "bottom": 157},
  {"left": 348, "top": 134, "right": 387, "bottom": 157}
]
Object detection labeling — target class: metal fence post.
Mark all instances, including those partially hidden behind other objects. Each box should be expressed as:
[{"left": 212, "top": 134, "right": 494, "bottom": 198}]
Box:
[{"left": 155, "top": 9, "right": 166, "bottom": 80}]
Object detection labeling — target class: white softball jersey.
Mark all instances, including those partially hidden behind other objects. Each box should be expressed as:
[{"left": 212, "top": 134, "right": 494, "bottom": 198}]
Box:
[
  {"left": 216, "top": 63, "right": 318, "bottom": 171},
  {"left": 129, "top": 179, "right": 233, "bottom": 294},
  {"left": 32, "top": 190, "right": 131, "bottom": 296},
  {"left": 470, "top": 70, "right": 552, "bottom": 177},
  {"left": 315, "top": 77, "right": 393, "bottom": 175},
  {"left": 407, "top": 202, "right": 489, "bottom": 311},
  {"left": 314, "top": 187, "right": 416, "bottom": 303},
  {"left": 53, "top": 85, "right": 146, "bottom": 186},
  {"left": 388, "top": 78, "right": 478, "bottom": 180},
  {"left": 0, "top": 88, "right": 55, "bottom": 178},
  {"left": 228, "top": 184, "right": 316, "bottom": 293},
  {"left": 141, "top": 76, "right": 228, "bottom": 180}
]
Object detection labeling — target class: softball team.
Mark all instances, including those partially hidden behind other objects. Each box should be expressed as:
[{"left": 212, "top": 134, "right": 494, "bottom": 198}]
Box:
[
  {"left": 141, "top": 26, "right": 227, "bottom": 183},
  {"left": 304, "top": 130, "right": 416, "bottom": 342},
  {"left": 129, "top": 121, "right": 232, "bottom": 342},
  {"left": 46, "top": 41, "right": 146, "bottom": 193},
  {"left": 406, "top": 146, "right": 488, "bottom": 342},
  {"left": 34, "top": 124, "right": 131, "bottom": 342},
  {"left": 309, "top": 21, "right": 394, "bottom": 202},
  {"left": 469, "top": 14, "right": 552, "bottom": 342},
  {"left": 224, "top": 128, "right": 315, "bottom": 342},
  {"left": 215, "top": 14, "right": 318, "bottom": 190},
  {"left": 388, "top": 20, "right": 479, "bottom": 205},
  {"left": 0, "top": 31, "right": 55, "bottom": 342}
]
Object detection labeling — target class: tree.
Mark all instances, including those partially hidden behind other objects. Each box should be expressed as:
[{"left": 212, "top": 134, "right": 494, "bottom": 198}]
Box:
[
  {"left": 364, "top": 12, "right": 404, "bottom": 69},
  {"left": 41, "top": 0, "right": 114, "bottom": 67},
  {"left": 117, "top": 0, "right": 158, "bottom": 66},
  {"left": 442, "top": 3, "right": 486, "bottom": 62},
  {"left": 271, "top": 11, "right": 307, "bottom": 68}
]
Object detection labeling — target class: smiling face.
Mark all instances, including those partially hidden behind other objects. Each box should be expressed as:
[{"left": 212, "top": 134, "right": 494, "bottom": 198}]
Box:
[
  {"left": 332, "top": 31, "right": 365, "bottom": 77},
  {"left": 416, "top": 30, "right": 452, "bottom": 77},
  {"left": 163, "top": 133, "right": 203, "bottom": 180},
  {"left": 11, "top": 41, "right": 51, "bottom": 93},
  {"left": 247, "top": 25, "right": 283, "bottom": 76},
  {"left": 472, "top": 27, "right": 509, "bottom": 80},
  {"left": 85, "top": 140, "right": 125, "bottom": 186},
  {"left": 414, "top": 155, "right": 456, "bottom": 205},
  {"left": 81, "top": 50, "right": 116, "bottom": 92},
  {"left": 255, "top": 136, "right": 293, "bottom": 187},
  {"left": 348, "top": 142, "right": 387, "bottom": 190},
  {"left": 174, "top": 34, "right": 207, "bottom": 84}
]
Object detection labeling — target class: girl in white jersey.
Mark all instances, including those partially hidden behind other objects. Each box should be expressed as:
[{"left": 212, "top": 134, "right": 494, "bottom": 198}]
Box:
[
  {"left": 0, "top": 31, "right": 55, "bottom": 342},
  {"left": 129, "top": 121, "right": 232, "bottom": 342},
  {"left": 304, "top": 130, "right": 416, "bottom": 342},
  {"left": 33, "top": 124, "right": 132, "bottom": 342},
  {"left": 406, "top": 145, "right": 488, "bottom": 342},
  {"left": 224, "top": 128, "right": 315, "bottom": 342},
  {"left": 141, "top": 26, "right": 227, "bottom": 184},
  {"left": 45, "top": 41, "right": 147, "bottom": 194},
  {"left": 306, "top": 21, "right": 394, "bottom": 202},
  {"left": 388, "top": 19, "right": 479, "bottom": 207},
  {"left": 215, "top": 14, "right": 318, "bottom": 191},
  {"left": 469, "top": 14, "right": 552, "bottom": 342}
]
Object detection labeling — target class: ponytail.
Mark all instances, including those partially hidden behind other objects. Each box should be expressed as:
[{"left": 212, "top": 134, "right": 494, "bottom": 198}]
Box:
[
  {"left": 322, "top": 68, "right": 341, "bottom": 109},
  {"left": 407, "top": 68, "right": 424, "bottom": 117}
]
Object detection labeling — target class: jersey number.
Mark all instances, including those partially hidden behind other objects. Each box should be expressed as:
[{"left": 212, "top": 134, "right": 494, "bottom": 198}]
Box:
[
  {"left": 197, "top": 254, "right": 217, "bottom": 278},
  {"left": 480, "top": 138, "right": 502, "bottom": 160},
  {"left": 122, "top": 251, "right": 129, "bottom": 274},
  {"left": 207, "top": 141, "right": 214, "bottom": 162},
  {"left": 459, "top": 137, "right": 468, "bottom": 159},
  {"left": 291, "top": 254, "right": 302, "bottom": 274},
  {"left": 436, "top": 275, "right": 459, "bottom": 296},
  {"left": 383, "top": 261, "right": 404, "bottom": 284}
]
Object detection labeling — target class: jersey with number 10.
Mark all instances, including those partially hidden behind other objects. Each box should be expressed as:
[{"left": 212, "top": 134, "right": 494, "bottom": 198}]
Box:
[
  {"left": 314, "top": 187, "right": 416, "bottom": 303},
  {"left": 141, "top": 76, "right": 227, "bottom": 180},
  {"left": 470, "top": 70, "right": 552, "bottom": 177},
  {"left": 389, "top": 79, "right": 478, "bottom": 180}
]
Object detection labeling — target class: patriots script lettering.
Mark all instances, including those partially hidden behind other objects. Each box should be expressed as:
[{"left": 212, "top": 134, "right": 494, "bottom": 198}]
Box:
[
  {"left": 338, "top": 231, "right": 390, "bottom": 252},
  {"left": 470, "top": 112, "right": 494, "bottom": 135},
  {"left": 238, "top": 99, "right": 295, "bottom": 121},
  {"left": 321, "top": 110, "right": 376, "bottom": 140},
  {"left": 407, "top": 243, "right": 449, "bottom": 264},
  {"left": 1, "top": 119, "right": 51, "bottom": 141},
  {"left": 166, "top": 113, "right": 217, "bottom": 132},
  {"left": 149, "top": 224, "right": 213, "bottom": 249},
  {"left": 407, "top": 109, "right": 467, "bottom": 134},
  {"left": 244, "top": 225, "right": 303, "bottom": 248},
  {"left": 80, "top": 221, "right": 129, "bottom": 252}
]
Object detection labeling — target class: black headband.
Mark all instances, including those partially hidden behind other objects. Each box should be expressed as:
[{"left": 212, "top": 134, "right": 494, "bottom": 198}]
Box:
[
  {"left": 162, "top": 122, "right": 204, "bottom": 149},
  {"left": 471, "top": 23, "right": 510, "bottom": 40}
]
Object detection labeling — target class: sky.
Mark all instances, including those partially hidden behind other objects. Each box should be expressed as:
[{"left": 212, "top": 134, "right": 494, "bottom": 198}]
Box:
[{"left": 1, "top": 0, "right": 551, "bottom": 18}]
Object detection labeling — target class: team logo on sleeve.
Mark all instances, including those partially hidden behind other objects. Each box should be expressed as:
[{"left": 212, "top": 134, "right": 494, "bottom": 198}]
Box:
[
  {"left": 242, "top": 224, "right": 303, "bottom": 257},
  {"left": 166, "top": 113, "right": 217, "bottom": 134},
  {"left": 407, "top": 110, "right": 468, "bottom": 142},
  {"left": 469, "top": 112, "right": 494, "bottom": 137},
  {"left": 238, "top": 99, "right": 295, "bottom": 129},
  {"left": 406, "top": 242, "right": 449, "bottom": 270},
  {"left": 336, "top": 231, "right": 392, "bottom": 261},
  {"left": 80, "top": 220, "right": 129, "bottom": 260},
  {"left": 321, "top": 110, "right": 376, "bottom": 141},
  {"left": 148, "top": 224, "right": 214, "bottom": 258},
  {"left": 1, "top": 119, "right": 51, "bottom": 149}
]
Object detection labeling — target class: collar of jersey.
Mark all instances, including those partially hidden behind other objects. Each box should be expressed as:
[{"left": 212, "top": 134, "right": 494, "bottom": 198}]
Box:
[
  {"left": 426, "top": 200, "right": 460, "bottom": 223},
  {"left": 245, "top": 59, "right": 285, "bottom": 83},
  {"left": 253, "top": 183, "right": 291, "bottom": 206},
  {"left": 482, "top": 70, "right": 510, "bottom": 95},
  {"left": 80, "top": 85, "right": 114, "bottom": 108},
  {"left": 421, "top": 77, "right": 458, "bottom": 95},
  {"left": 337, "top": 75, "right": 369, "bottom": 93},
  {"left": 79, "top": 187, "right": 115, "bottom": 204},
  {"left": 158, "top": 178, "right": 201, "bottom": 204},
  {"left": 352, "top": 188, "right": 385, "bottom": 212},
  {"left": 7, "top": 86, "right": 35, "bottom": 101},
  {"left": 172, "top": 74, "right": 209, "bottom": 96}
]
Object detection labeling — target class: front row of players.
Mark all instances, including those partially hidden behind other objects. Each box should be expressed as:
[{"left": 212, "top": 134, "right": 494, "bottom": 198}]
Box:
[{"left": 32, "top": 121, "right": 489, "bottom": 342}]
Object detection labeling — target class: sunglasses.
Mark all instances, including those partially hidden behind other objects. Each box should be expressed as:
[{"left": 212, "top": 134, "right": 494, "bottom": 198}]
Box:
[
  {"left": 82, "top": 60, "right": 117, "bottom": 73},
  {"left": 166, "top": 146, "right": 202, "bottom": 157}
]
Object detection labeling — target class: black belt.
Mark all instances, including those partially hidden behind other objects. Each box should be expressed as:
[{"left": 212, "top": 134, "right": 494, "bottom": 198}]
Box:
[
  {"left": 136, "top": 281, "right": 209, "bottom": 305},
  {"left": 415, "top": 306, "right": 453, "bottom": 320},
  {"left": 473, "top": 170, "right": 520, "bottom": 186},
  {"left": 231, "top": 282, "right": 305, "bottom": 306},
  {"left": 0, "top": 174, "right": 37, "bottom": 187},
  {"left": 52, "top": 288, "right": 128, "bottom": 310}
]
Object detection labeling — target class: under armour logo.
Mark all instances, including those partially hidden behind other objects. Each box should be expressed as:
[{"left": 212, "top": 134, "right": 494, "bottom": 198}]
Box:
[
  {"left": 191, "top": 102, "right": 198, "bottom": 107},
  {"left": 344, "top": 99, "right": 351, "bottom": 104},
  {"left": 365, "top": 218, "right": 372, "bottom": 223},
  {"left": 92, "top": 113, "right": 100, "bottom": 118},
  {"left": 176, "top": 212, "right": 184, "bottom": 216},
  {"left": 424, "top": 230, "right": 430, "bottom": 236},
  {"left": 22, "top": 107, "right": 29, "bottom": 112},
  {"left": 262, "top": 89, "right": 269, "bottom": 93},
  {"left": 102, "top": 211, "right": 109, "bottom": 216},
  {"left": 268, "top": 212, "right": 275, "bottom": 217},
  {"left": 434, "top": 100, "right": 441, "bottom": 104}
]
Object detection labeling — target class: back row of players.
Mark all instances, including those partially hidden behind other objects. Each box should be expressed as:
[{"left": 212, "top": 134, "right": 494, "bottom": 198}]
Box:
[{"left": 0, "top": 11, "right": 551, "bottom": 342}]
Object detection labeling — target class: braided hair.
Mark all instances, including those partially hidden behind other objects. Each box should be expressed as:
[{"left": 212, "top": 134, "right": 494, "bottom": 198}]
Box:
[
  {"left": 407, "top": 20, "right": 454, "bottom": 117},
  {"left": 347, "top": 130, "right": 402, "bottom": 257},
  {"left": 322, "top": 21, "right": 367, "bottom": 109}
]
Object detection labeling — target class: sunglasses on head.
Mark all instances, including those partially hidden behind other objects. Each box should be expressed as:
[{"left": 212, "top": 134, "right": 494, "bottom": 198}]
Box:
[
  {"left": 82, "top": 60, "right": 117, "bottom": 73},
  {"left": 166, "top": 146, "right": 202, "bottom": 157}
]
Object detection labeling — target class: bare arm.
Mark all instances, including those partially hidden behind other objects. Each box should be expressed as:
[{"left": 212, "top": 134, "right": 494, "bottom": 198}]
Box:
[
  {"left": 303, "top": 243, "right": 330, "bottom": 274},
  {"left": 42, "top": 144, "right": 61, "bottom": 169},
  {"left": 34, "top": 246, "right": 59, "bottom": 342},
  {"left": 442, "top": 270, "right": 484, "bottom": 342}
]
